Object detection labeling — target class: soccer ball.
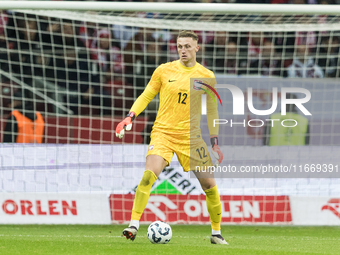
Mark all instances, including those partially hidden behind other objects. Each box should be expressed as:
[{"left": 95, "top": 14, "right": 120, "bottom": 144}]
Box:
[{"left": 147, "top": 221, "right": 172, "bottom": 244}]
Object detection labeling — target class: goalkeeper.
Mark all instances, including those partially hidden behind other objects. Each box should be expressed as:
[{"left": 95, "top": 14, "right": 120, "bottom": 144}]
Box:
[{"left": 115, "top": 30, "right": 227, "bottom": 245}]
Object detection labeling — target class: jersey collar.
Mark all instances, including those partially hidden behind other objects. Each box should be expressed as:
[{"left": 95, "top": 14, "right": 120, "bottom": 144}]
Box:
[{"left": 177, "top": 60, "right": 198, "bottom": 71}]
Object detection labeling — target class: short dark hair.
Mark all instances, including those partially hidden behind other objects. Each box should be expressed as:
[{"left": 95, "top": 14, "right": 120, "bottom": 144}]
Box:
[{"left": 177, "top": 30, "right": 199, "bottom": 42}]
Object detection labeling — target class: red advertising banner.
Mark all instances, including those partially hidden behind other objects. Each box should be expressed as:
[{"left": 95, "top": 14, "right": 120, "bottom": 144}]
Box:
[
  {"left": 110, "top": 194, "right": 292, "bottom": 224},
  {"left": 0, "top": 193, "right": 110, "bottom": 224}
]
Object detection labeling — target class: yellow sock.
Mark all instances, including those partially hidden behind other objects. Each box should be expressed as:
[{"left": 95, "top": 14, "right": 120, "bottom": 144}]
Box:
[
  {"left": 204, "top": 185, "right": 221, "bottom": 231},
  {"left": 131, "top": 170, "right": 157, "bottom": 221}
]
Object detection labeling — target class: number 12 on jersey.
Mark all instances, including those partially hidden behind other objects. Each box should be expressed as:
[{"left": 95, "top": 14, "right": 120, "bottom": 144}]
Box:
[
  {"left": 178, "top": 92, "right": 187, "bottom": 104},
  {"left": 196, "top": 147, "right": 207, "bottom": 159}
]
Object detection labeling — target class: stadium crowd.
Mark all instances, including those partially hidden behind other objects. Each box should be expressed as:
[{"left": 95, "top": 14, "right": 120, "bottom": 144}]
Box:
[{"left": 0, "top": 5, "right": 339, "bottom": 116}]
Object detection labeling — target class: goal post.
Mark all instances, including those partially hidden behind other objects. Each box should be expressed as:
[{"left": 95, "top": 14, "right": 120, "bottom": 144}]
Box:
[{"left": 0, "top": 2, "right": 340, "bottom": 225}]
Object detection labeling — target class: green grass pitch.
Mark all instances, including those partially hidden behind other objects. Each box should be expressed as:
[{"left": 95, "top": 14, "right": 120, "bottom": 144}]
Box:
[{"left": 0, "top": 225, "right": 339, "bottom": 255}]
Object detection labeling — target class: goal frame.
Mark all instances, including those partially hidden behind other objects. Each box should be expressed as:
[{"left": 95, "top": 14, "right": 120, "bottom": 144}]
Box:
[{"left": 1, "top": 1, "right": 340, "bottom": 15}]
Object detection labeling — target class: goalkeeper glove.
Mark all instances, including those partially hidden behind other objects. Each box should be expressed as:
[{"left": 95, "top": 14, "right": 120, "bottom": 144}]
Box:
[
  {"left": 115, "top": 112, "right": 135, "bottom": 139},
  {"left": 210, "top": 136, "right": 223, "bottom": 166}
]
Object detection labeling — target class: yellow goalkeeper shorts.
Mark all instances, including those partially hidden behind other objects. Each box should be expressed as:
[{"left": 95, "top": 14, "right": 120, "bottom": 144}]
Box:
[{"left": 146, "top": 131, "right": 213, "bottom": 172}]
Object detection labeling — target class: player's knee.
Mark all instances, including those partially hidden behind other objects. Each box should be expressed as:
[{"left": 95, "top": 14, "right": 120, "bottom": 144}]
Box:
[
  {"left": 202, "top": 184, "right": 215, "bottom": 191},
  {"left": 140, "top": 170, "right": 156, "bottom": 187},
  {"left": 202, "top": 183, "right": 217, "bottom": 192}
]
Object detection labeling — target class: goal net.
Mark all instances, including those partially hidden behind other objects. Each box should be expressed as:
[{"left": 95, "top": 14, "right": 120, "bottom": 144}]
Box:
[{"left": 0, "top": 2, "right": 340, "bottom": 225}]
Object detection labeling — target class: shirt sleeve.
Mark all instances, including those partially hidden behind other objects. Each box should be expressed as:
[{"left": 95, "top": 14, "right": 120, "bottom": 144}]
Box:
[
  {"left": 129, "top": 65, "right": 163, "bottom": 116},
  {"left": 206, "top": 76, "right": 219, "bottom": 137},
  {"left": 146, "top": 64, "right": 163, "bottom": 93}
]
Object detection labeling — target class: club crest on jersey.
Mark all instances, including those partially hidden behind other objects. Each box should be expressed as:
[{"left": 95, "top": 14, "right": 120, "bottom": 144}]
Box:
[
  {"left": 149, "top": 145, "right": 154, "bottom": 151},
  {"left": 193, "top": 80, "right": 203, "bottom": 91}
]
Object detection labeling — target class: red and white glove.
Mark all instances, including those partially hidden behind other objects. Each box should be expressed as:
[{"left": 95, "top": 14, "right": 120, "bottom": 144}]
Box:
[
  {"left": 211, "top": 136, "right": 223, "bottom": 167},
  {"left": 115, "top": 112, "right": 135, "bottom": 139}
]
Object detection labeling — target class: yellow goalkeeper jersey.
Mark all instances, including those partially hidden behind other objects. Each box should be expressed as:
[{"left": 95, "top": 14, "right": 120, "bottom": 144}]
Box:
[{"left": 146, "top": 60, "right": 218, "bottom": 140}]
